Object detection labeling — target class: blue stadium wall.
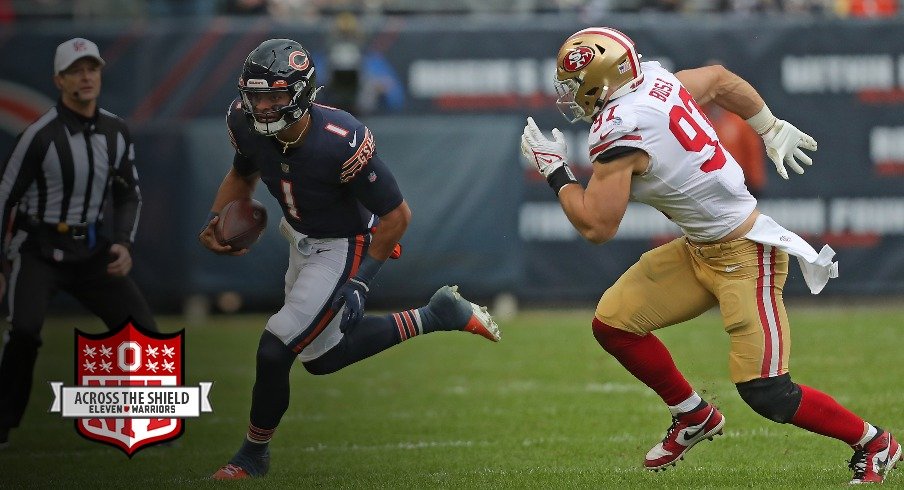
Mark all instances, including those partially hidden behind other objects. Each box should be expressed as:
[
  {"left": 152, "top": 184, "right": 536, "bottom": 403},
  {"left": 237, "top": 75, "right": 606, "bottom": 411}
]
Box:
[{"left": 1, "top": 16, "right": 903, "bottom": 311}]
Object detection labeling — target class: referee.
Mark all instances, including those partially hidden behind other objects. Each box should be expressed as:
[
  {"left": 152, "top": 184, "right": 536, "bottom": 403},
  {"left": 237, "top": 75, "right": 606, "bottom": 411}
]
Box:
[{"left": 0, "top": 38, "right": 157, "bottom": 448}]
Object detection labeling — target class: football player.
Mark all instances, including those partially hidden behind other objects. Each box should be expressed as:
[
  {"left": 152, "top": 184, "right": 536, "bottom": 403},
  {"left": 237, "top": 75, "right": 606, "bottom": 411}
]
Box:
[
  {"left": 199, "top": 39, "right": 501, "bottom": 480},
  {"left": 522, "top": 27, "right": 899, "bottom": 484}
]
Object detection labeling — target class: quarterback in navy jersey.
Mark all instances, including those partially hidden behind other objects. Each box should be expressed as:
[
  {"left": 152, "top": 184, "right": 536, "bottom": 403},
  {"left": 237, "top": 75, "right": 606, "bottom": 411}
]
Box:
[{"left": 199, "top": 39, "right": 501, "bottom": 480}]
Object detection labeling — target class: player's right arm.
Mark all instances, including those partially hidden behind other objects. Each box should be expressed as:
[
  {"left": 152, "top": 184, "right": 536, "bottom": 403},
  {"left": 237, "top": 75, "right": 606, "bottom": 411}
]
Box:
[
  {"left": 198, "top": 167, "right": 259, "bottom": 256},
  {"left": 199, "top": 101, "right": 261, "bottom": 255},
  {"left": 676, "top": 65, "right": 817, "bottom": 180}
]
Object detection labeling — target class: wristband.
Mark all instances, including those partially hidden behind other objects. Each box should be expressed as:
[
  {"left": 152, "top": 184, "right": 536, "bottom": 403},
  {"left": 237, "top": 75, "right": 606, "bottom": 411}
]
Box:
[
  {"left": 354, "top": 254, "right": 385, "bottom": 285},
  {"left": 546, "top": 165, "right": 579, "bottom": 196},
  {"left": 745, "top": 105, "right": 777, "bottom": 135}
]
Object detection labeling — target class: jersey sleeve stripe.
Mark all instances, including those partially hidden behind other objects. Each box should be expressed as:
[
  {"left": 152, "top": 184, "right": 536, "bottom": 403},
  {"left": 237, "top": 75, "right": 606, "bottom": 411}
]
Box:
[
  {"left": 589, "top": 133, "right": 644, "bottom": 157},
  {"left": 339, "top": 129, "right": 375, "bottom": 183}
]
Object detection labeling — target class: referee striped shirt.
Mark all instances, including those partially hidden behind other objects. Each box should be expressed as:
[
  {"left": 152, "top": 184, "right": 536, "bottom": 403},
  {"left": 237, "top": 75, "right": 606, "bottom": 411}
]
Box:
[{"left": 0, "top": 100, "right": 142, "bottom": 255}]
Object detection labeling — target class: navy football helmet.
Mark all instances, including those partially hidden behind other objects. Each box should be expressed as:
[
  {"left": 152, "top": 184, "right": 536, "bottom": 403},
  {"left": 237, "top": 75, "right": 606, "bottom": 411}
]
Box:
[{"left": 238, "top": 39, "right": 319, "bottom": 136}]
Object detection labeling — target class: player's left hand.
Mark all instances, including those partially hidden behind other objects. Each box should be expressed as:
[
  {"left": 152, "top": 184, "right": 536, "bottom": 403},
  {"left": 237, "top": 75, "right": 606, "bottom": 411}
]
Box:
[
  {"left": 107, "top": 243, "right": 133, "bottom": 277},
  {"left": 761, "top": 119, "right": 818, "bottom": 180},
  {"left": 521, "top": 117, "right": 568, "bottom": 178},
  {"left": 330, "top": 278, "right": 369, "bottom": 332}
]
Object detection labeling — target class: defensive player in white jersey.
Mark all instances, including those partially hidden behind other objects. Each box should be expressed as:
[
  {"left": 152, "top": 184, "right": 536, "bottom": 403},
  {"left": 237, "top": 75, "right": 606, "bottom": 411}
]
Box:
[{"left": 521, "top": 27, "right": 900, "bottom": 484}]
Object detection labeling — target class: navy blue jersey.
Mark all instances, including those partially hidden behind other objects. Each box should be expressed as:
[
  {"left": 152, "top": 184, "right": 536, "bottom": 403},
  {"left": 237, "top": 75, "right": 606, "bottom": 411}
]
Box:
[{"left": 226, "top": 100, "right": 403, "bottom": 238}]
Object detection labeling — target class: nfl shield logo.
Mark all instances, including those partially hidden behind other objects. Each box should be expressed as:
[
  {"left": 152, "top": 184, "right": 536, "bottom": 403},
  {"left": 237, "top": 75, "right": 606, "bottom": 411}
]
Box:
[{"left": 75, "top": 321, "right": 184, "bottom": 456}]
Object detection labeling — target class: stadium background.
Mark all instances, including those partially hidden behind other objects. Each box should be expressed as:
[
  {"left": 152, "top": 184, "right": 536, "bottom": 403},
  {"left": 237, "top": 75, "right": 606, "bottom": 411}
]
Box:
[{"left": 1, "top": 1, "right": 903, "bottom": 316}]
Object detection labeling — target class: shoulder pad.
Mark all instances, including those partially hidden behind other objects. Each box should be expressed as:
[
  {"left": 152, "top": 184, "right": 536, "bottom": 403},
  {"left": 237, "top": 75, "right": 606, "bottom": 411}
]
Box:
[{"left": 587, "top": 105, "right": 642, "bottom": 161}]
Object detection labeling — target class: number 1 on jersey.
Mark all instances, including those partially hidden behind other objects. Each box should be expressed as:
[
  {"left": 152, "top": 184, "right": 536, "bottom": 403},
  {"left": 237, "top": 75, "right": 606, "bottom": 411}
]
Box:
[
  {"left": 668, "top": 87, "right": 726, "bottom": 173},
  {"left": 280, "top": 180, "right": 301, "bottom": 220}
]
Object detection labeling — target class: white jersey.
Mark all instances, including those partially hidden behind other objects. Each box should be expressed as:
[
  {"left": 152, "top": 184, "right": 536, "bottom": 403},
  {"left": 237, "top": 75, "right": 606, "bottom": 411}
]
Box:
[{"left": 587, "top": 61, "right": 756, "bottom": 242}]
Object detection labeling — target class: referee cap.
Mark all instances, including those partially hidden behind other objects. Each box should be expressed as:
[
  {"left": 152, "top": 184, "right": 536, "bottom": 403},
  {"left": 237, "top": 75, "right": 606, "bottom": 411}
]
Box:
[{"left": 54, "top": 38, "right": 106, "bottom": 74}]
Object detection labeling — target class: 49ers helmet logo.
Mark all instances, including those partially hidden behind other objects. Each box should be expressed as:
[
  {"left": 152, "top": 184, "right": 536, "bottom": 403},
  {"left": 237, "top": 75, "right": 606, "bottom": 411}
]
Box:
[
  {"left": 562, "top": 46, "right": 595, "bottom": 72},
  {"left": 288, "top": 50, "right": 310, "bottom": 71}
]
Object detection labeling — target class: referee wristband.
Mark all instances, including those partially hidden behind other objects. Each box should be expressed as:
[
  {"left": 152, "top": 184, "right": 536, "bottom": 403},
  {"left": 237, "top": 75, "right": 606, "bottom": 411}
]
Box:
[{"left": 546, "top": 165, "right": 579, "bottom": 196}]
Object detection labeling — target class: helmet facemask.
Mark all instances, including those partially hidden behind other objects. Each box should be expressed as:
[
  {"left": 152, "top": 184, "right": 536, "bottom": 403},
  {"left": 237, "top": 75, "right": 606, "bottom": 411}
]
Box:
[
  {"left": 555, "top": 76, "right": 608, "bottom": 124},
  {"left": 239, "top": 80, "right": 318, "bottom": 136}
]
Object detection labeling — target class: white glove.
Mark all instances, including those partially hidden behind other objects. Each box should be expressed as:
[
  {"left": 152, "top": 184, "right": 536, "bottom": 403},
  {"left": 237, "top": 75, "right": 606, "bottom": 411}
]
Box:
[
  {"left": 521, "top": 117, "right": 568, "bottom": 178},
  {"left": 747, "top": 106, "right": 818, "bottom": 180}
]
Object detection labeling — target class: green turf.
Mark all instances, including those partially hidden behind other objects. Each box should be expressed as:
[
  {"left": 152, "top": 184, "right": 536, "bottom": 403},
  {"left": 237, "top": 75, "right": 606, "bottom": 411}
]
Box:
[{"left": 2, "top": 306, "right": 902, "bottom": 488}]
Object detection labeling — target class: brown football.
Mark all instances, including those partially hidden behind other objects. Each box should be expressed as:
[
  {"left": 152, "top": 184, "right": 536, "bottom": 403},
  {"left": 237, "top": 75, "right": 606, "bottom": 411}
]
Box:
[{"left": 214, "top": 198, "right": 268, "bottom": 250}]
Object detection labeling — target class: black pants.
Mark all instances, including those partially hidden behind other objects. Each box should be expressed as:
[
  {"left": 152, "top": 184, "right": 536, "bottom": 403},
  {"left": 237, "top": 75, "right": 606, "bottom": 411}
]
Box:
[{"left": 0, "top": 243, "right": 156, "bottom": 430}]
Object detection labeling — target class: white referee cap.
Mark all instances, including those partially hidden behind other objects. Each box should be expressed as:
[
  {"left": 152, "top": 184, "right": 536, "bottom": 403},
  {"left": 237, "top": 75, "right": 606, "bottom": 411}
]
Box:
[{"left": 54, "top": 38, "right": 106, "bottom": 74}]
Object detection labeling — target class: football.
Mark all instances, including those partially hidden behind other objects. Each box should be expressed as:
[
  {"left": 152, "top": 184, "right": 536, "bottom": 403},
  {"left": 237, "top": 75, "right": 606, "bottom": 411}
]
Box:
[{"left": 214, "top": 198, "right": 268, "bottom": 250}]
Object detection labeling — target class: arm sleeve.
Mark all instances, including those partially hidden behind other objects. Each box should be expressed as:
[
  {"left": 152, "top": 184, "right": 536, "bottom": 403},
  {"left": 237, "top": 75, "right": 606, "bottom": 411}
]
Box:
[
  {"left": 111, "top": 125, "right": 141, "bottom": 246},
  {"left": 347, "top": 154, "right": 403, "bottom": 218}
]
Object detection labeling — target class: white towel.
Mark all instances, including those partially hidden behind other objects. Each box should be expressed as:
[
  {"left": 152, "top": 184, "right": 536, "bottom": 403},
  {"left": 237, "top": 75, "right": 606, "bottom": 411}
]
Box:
[{"left": 744, "top": 215, "right": 839, "bottom": 295}]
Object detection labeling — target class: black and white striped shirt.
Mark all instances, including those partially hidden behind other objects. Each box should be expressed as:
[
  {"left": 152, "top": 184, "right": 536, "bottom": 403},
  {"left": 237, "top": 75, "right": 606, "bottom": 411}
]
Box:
[{"left": 0, "top": 100, "right": 142, "bottom": 255}]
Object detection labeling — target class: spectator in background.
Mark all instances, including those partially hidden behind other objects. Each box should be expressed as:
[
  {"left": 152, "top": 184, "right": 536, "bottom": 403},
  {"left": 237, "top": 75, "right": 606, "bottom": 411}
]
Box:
[
  {"left": 223, "top": 0, "right": 268, "bottom": 15},
  {"left": 324, "top": 12, "right": 365, "bottom": 114}
]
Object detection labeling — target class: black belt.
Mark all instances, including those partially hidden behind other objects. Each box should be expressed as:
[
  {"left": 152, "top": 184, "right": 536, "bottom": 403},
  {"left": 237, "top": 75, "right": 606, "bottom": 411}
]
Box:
[{"left": 18, "top": 215, "right": 97, "bottom": 240}]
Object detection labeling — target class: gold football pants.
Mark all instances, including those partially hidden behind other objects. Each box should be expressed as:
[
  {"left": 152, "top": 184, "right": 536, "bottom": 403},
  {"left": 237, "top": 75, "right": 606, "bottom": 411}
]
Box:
[{"left": 596, "top": 236, "right": 790, "bottom": 383}]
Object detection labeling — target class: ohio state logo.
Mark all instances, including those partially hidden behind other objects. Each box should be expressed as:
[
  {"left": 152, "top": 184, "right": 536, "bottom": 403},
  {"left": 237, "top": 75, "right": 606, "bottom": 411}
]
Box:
[
  {"left": 563, "top": 46, "right": 595, "bottom": 72},
  {"left": 49, "top": 321, "right": 213, "bottom": 457},
  {"left": 288, "top": 50, "right": 310, "bottom": 71}
]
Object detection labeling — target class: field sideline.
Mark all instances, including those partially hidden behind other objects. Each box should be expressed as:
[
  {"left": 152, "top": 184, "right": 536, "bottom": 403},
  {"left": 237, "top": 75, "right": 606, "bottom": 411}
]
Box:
[{"left": 2, "top": 306, "right": 902, "bottom": 488}]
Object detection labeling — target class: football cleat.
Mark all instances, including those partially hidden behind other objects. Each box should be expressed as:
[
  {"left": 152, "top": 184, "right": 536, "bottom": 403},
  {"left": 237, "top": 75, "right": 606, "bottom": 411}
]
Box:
[
  {"left": 427, "top": 285, "right": 501, "bottom": 342},
  {"left": 849, "top": 430, "right": 901, "bottom": 484},
  {"left": 211, "top": 446, "right": 270, "bottom": 480},
  {"left": 212, "top": 463, "right": 251, "bottom": 480},
  {"left": 645, "top": 404, "right": 725, "bottom": 471}
]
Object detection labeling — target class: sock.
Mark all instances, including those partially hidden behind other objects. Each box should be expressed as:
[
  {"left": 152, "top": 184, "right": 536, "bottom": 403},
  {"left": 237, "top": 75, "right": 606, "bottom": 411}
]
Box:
[
  {"left": 790, "top": 385, "right": 867, "bottom": 445},
  {"left": 247, "top": 423, "right": 275, "bottom": 446},
  {"left": 391, "top": 309, "right": 425, "bottom": 339},
  {"left": 668, "top": 392, "right": 705, "bottom": 416},
  {"left": 592, "top": 319, "right": 694, "bottom": 406},
  {"left": 855, "top": 424, "right": 880, "bottom": 447},
  {"left": 303, "top": 313, "right": 419, "bottom": 375}
]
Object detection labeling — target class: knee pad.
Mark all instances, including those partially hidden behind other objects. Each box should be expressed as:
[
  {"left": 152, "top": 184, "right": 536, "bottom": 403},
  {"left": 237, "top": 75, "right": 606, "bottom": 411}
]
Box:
[
  {"left": 255, "top": 331, "right": 296, "bottom": 372},
  {"left": 736, "top": 373, "right": 802, "bottom": 424}
]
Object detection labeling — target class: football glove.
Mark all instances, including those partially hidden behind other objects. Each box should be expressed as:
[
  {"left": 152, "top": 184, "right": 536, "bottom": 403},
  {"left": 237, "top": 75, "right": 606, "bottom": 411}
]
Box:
[
  {"left": 330, "top": 255, "right": 384, "bottom": 332},
  {"left": 331, "top": 278, "right": 368, "bottom": 332},
  {"left": 521, "top": 116, "right": 567, "bottom": 178},
  {"left": 521, "top": 117, "right": 578, "bottom": 194},
  {"left": 747, "top": 106, "right": 818, "bottom": 180}
]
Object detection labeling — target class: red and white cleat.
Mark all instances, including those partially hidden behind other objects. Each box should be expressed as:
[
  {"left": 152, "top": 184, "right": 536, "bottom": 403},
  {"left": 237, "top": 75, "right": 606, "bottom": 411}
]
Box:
[
  {"left": 211, "top": 463, "right": 252, "bottom": 480},
  {"left": 462, "top": 300, "right": 501, "bottom": 342},
  {"left": 645, "top": 404, "right": 725, "bottom": 472},
  {"left": 849, "top": 430, "right": 901, "bottom": 484}
]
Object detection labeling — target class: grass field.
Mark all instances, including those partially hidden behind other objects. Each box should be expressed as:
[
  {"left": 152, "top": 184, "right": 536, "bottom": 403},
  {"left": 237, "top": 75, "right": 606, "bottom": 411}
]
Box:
[{"left": 2, "top": 305, "right": 902, "bottom": 488}]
